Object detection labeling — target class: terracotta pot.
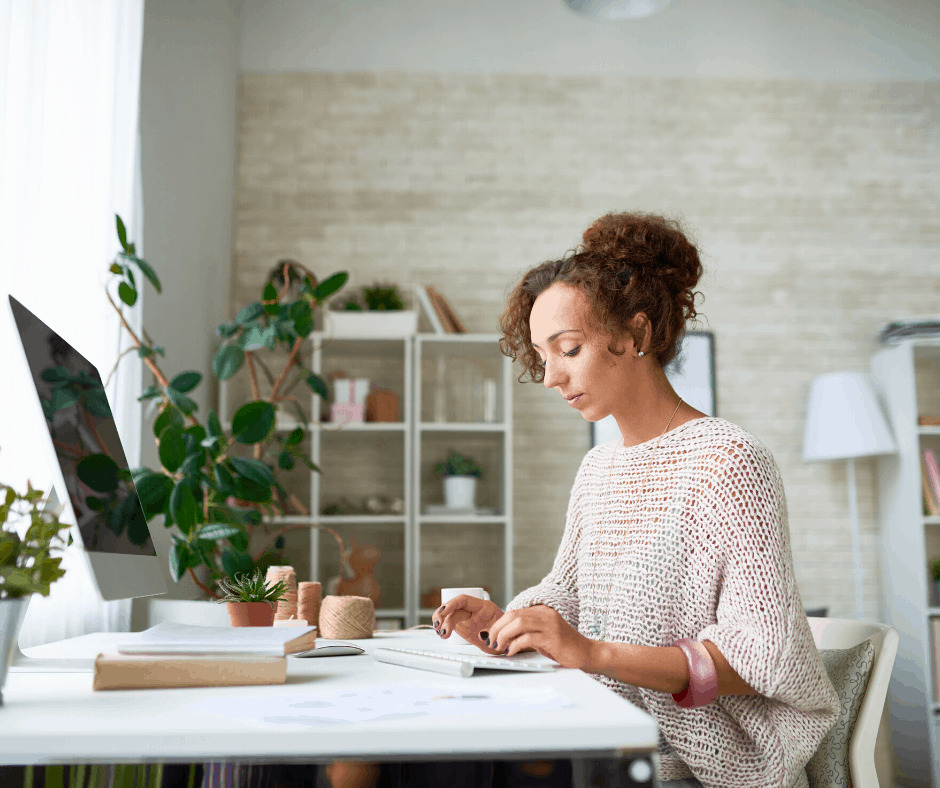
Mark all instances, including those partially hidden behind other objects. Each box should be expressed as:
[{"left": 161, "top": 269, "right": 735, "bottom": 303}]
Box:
[{"left": 226, "top": 601, "right": 276, "bottom": 627}]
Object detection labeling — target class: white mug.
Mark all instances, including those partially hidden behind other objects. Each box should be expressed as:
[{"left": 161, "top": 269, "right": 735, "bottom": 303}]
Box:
[{"left": 440, "top": 587, "right": 490, "bottom": 646}]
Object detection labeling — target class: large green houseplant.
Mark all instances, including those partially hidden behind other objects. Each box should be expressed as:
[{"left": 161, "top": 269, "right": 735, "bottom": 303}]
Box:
[{"left": 107, "top": 216, "right": 348, "bottom": 598}]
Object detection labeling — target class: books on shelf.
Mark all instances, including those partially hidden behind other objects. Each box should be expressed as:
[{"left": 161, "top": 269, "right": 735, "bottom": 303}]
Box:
[
  {"left": 93, "top": 653, "right": 287, "bottom": 691},
  {"left": 424, "top": 286, "right": 467, "bottom": 334},
  {"left": 924, "top": 450, "right": 940, "bottom": 517},
  {"left": 416, "top": 287, "right": 445, "bottom": 334}
]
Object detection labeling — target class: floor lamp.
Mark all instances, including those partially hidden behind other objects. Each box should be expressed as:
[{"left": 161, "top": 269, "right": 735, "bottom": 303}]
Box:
[{"left": 802, "top": 371, "right": 898, "bottom": 620}]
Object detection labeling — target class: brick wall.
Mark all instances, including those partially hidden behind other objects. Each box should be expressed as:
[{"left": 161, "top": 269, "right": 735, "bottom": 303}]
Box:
[{"left": 232, "top": 72, "right": 940, "bottom": 621}]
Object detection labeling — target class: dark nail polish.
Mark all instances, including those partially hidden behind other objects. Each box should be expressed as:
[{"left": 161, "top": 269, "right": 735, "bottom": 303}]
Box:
[
  {"left": 484, "top": 637, "right": 490, "bottom": 646},
  {"left": 441, "top": 629, "right": 447, "bottom": 637},
  {"left": 433, "top": 621, "right": 440, "bottom": 629},
  {"left": 480, "top": 630, "right": 489, "bottom": 640},
  {"left": 438, "top": 605, "right": 444, "bottom": 611}
]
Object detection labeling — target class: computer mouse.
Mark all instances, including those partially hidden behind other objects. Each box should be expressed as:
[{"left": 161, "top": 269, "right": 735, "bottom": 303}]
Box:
[{"left": 292, "top": 644, "right": 365, "bottom": 658}]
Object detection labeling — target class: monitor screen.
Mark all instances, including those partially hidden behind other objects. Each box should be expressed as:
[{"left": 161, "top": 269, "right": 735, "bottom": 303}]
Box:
[{"left": 8, "top": 295, "right": 166, "bottom": 601}]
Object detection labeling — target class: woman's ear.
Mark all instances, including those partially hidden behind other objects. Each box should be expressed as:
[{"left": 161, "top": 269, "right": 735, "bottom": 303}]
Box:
[{"left": 629, "top": 313, "right": 651, "bottom": 355}]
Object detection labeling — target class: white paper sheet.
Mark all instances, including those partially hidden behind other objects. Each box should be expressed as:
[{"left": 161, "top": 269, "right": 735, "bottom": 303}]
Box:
[{"left": 188, "top": 683, "right": 574, "bottom": 727}]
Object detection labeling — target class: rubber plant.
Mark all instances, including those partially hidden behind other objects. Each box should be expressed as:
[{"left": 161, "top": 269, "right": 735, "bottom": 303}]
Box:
[{"left": 106, "top": 215, "right": 348, "bottom": 598}]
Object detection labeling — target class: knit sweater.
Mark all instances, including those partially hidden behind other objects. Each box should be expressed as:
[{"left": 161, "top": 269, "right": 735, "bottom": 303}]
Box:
[{"left": 506, "top": 417, "right": 839, "bottom": 788}]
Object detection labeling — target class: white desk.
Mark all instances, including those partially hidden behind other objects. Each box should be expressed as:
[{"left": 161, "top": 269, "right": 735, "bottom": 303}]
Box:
[{"left": 2, "top": 629, "right": 658, "bottom": 766}]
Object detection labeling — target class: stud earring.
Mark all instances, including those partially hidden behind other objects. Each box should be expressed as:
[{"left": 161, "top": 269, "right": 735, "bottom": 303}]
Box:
[{"left": 637, "top": 351, "right": 645, "bottom": 357}]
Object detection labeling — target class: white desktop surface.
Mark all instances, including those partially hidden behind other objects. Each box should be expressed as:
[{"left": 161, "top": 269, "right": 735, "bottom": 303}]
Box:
[{"left": 2, "top": 629, "right": 659, "bottom": 766}]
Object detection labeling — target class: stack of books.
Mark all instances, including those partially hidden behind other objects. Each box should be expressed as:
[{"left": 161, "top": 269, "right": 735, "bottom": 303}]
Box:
[{"left": 93, "top": 622, "right": 316, "bottom": 690}]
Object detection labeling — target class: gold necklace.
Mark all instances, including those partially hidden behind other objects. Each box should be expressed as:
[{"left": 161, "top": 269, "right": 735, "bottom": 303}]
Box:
[{"left": 587, "top": 397, "right": 683, "bottom": 642}]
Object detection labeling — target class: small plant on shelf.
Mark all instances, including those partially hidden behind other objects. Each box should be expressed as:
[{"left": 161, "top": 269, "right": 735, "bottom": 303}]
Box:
[
  {"left": 433, "top": 452, "right": 483, "bottom": 478},
  {"left": 336, "top": 282, "right": 407, "bottom": 311},
  {"left": 216, "top": 569, "right": 288, "bottom": 607}
]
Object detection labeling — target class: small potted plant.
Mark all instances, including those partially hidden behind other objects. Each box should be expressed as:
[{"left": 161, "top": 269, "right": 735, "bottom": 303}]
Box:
[
  {"left": 0, "top": 481, "right": 72, "bottom": 704},
  {"left": 433, "top": 452, "right": 483, "bottom": 511},
  {"left": 325, "top": 282, "right": 417, "bottom": 337},
  {"left": 216, "top": 569, "right": 288, "bottom": 627}
]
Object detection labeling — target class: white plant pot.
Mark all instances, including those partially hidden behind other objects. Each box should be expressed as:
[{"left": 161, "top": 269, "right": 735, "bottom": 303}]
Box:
[
  {"left": 325, "top": 309, "right": 418, "bottom": 338},
  {"left": 0, "top": 597, "right": 30, "bottom": 705},
  {"left": 444, "top": 476, "right": 478, "bottom": 510}
]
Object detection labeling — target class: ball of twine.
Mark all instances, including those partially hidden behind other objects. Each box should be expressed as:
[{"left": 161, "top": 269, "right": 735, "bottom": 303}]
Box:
[
  {"left": 265, "top": 566, "right": 297, "bottom": 621},
  {"left": 298, "top": 581, "right": 322, "bottom": 629},
  {"left": 318, "top": 595, "right": 374, "bottom": 639}
]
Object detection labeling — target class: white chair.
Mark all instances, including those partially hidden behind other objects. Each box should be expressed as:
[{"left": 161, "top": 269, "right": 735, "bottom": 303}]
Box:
[{"left": 807, "top": 617, "right": 899, "bottom": 788}]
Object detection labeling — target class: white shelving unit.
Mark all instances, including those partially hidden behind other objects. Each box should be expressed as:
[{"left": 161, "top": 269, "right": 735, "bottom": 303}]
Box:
[
  {"left": 871, "top": 338, "right": 940, "bottom": 788},
  {"left": 219, "top": 331, "right": 513, "bottom": 628}
]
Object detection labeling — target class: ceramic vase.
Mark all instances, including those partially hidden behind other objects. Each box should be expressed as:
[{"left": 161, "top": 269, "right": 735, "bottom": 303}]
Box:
[
  {"left": 0, "top": 597, "right": 30, "bottom": 705},
  {"left": 226, "top": 601, "right": 276, "bottom": 627},
  {"left": 444, "top": 476, "right": 477, "bottom": 510}
]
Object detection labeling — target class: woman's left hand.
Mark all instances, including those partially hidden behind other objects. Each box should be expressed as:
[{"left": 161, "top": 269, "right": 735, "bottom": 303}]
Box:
[{"left": 486, "top": 605, "right": 596, "bottom": 670}]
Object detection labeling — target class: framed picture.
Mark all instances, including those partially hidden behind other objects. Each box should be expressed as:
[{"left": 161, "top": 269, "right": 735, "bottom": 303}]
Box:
[{"left": 591, "top": 330, "right": 717, "bottom": 448}]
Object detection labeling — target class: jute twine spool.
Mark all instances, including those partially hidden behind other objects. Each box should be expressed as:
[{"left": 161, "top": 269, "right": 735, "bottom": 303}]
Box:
[
  {"left": 298, "top": 582, "right": 322, "bottom": 630},
  {"left": 318, "top": 595, "right": 374, "bottom": 639},
  {"left": 265, "top": 566, "right": 298, "bottom": 621}
]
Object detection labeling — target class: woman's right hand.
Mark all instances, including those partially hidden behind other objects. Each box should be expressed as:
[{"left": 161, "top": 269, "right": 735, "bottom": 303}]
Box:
[{"left": 433, "top": 595, "right": 505, "bottom": 655}]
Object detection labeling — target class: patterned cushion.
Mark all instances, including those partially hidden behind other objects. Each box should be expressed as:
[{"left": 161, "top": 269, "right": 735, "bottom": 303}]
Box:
[{"left": 806, "top": 639, "right": 876, "bottom": 788}]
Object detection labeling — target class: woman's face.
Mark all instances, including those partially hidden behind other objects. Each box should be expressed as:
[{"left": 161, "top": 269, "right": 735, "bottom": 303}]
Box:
[{"left": 529, "top": 282, "right": 634, "bottom": 422}]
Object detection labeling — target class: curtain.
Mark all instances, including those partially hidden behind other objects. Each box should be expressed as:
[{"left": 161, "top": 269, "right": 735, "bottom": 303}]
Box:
[{"left": 0, "top": 0, "right": 146, "bottom": 645}]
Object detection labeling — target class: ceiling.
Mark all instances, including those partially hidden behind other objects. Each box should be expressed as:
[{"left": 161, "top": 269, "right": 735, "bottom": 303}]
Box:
[{"left": 237, "top": 0, "right": 940, "bottom": 80}]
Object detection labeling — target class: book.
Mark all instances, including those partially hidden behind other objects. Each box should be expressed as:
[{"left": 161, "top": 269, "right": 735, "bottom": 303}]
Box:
[
  {"left": 924, "top": 450, "right": 940, "bottom": 515},
  {"left": 93, "top": 652, "right": 287, "bottom": 691},
  {"left": 427, "top": 286, "right": 466, "bottom": 333},
  {"left": 116, "top": 622, "right": 317, "bottom": 656},
  {"left": 425, "top": 286, "right": 457, "bottom": 333},
  {"left": 416, "top": 286, "right": 445, "bottom": 334},
  {"left": 923, "top": 472, "right": 940, "bottom": 516}
]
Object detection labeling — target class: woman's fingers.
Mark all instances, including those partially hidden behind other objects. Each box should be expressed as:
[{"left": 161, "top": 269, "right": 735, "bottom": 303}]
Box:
[
  {"left": 488, "top": 615, "right": 529, "bottom": 653},
  {"left": 436, "top": 608, "right": 471, "bottom": 638}
]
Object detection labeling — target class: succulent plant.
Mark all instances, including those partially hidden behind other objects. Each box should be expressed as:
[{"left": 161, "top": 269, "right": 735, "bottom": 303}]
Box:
[{"left": 215, "top": 568, "right": 288, "bottom": 607}]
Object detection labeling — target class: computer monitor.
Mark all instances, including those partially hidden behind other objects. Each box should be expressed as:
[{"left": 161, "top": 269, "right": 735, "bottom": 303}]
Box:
[{"left": 6, "top": 295, "right": 167, "bottom": 605}]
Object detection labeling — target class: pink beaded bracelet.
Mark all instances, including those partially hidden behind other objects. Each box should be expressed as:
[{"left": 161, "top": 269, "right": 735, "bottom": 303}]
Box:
[{"left": 672, "top": 638, "right": 718, "bottom": 708}]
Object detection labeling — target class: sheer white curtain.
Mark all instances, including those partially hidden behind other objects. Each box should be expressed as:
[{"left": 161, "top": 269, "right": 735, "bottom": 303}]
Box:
[{"left": 0, "top": 0, "right": 146, "bottom": 645}]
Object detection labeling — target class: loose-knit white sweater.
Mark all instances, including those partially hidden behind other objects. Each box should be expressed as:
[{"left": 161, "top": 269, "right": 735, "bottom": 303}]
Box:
[{"left": 506, "top": 417, "right": 839, "bottom": 788}]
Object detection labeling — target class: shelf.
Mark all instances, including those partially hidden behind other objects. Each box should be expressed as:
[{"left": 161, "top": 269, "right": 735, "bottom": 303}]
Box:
[
  {"left": 315, "top": 515, "right": 407, "bottom": 525},
  {"left": 419, "top": 422, "right": 507, "bottom": 432},
  {"left": 925, "top": 516, "right": 940, "bottom": 526},
  {"left": 921, "top": 426, "right": 940, "bottom": 437},
  {"left": 318, "top": 422, "right": 408, "bottom": 432},
  {"left": 375, "top": 608, "right": 406, "bottom": 618},
  {"left": 418, "top": 514, "right": 506, "bottom": 524},
  {"left": 416, "top": 333, "right": 501, "bottom": 344}
]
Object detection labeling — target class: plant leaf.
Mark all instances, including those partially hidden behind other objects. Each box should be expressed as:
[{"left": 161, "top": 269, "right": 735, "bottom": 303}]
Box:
[
  {"left": 118, "top": 281, "right": 137, "bottom": 306},
  {"left": 131, "top": 254, "right": 162, "bottom": 294},
  {"left": 116, "top": 214, "right": 129, "bottom": 253},
  {"left": 164, "top": 386, "right": 197, "bottom": 416},
  {"left": 228, "top": 456, "right": 276, "bottom": 486},
  {"left": 169, "top": 482, "right": 198, "bottom": 534},
  {"left": 263, "top": 282, "right": 279, "bottom": 316},
  {"left": 313, "top": 272, "right": 348, "bottom": 302},
  {"left": 305, "top": 373, "right": 329, "bottom": 400},
  {"left": 197, "top": 523, "right": 243, "bottom": 542},
  {"left": 133, "top": 472, "right": 174, "bottom": 518},
  {"left": 231, "top": 401, "right": 275, "bottom": 444},
  {"left": 170, "top": 371, "right": 202, "bottom": 393},
  {"left": 212, "top": 344, "right": 244, "bottom": 380},
  {"left": 235, "top": 302, "right": 265, "bottom": 326},
  {"left": 158, "top": 426, "right": 186, "bottom": 473}
]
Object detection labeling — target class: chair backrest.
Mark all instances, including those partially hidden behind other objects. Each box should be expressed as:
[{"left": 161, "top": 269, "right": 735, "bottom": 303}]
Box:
[{"left": 807, "top": 617, "right": 899, "bottom": 788}]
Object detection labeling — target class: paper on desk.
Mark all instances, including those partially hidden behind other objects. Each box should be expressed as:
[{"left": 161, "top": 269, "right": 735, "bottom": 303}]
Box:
[{"left": 188, "top": 683, "right": 574, "bottom": 727}]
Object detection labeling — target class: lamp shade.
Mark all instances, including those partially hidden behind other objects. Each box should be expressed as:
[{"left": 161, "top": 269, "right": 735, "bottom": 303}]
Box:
[{"left": 802, "top": 371, "right": 898, "bottom": 462}]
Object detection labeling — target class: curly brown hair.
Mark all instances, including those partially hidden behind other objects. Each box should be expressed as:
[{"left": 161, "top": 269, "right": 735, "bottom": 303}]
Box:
[{"left": 498, "top": 212, "right": 704, "bottom": 383}]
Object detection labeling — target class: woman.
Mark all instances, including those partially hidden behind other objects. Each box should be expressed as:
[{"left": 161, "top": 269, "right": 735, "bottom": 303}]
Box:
[{"left": 434, "top": 212, "right": 839, "bottom": 788}]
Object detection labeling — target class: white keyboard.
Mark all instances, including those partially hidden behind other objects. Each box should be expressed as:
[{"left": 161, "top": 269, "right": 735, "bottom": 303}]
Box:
[{"left": 373, "top": 647, "right": 558, "bottom": 677}]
